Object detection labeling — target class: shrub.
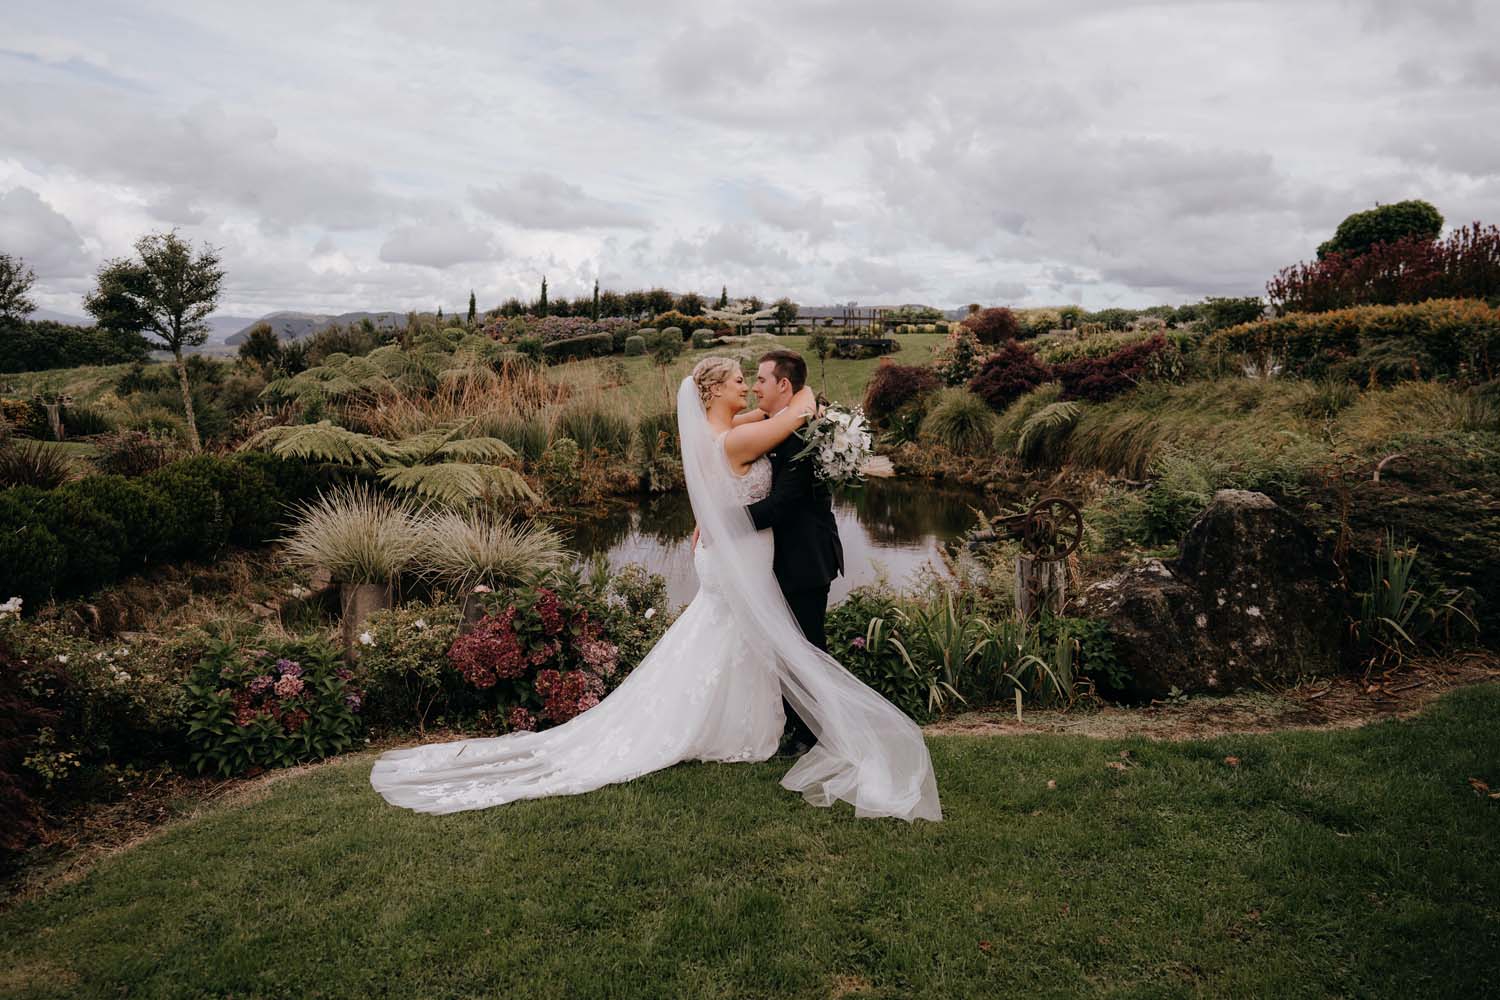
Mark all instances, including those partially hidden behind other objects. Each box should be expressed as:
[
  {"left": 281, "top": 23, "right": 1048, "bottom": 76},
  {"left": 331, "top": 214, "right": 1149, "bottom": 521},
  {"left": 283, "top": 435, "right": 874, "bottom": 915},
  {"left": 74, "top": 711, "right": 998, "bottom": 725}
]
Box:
[
  {"left": 1200, "top": 296, "right": 1266, "bottom": 332},
  {"left": 449, "top": 586, "right": 618, "bottom": 728},
  {"left": 1054, "top": 334, "right": 1172, "bottom": 402},
  {"left": 624, "top": 335, "right": 646, "bottom": 356},
  {"left": 825, "top": 589, "right": 934, "bottom": 722},
  {"left": 0, "top": 439, "right": 76, "bottom": 488},
  {"left": 1205, "top": 298, "right": 1500, "bottom": 384},
  {"left": 59, "top": 403, "right": 114, "bottom": 436},
  {"left": 691, "top": 328, "right": 721, "bottom": 349},
  {"left": 968, "top": 341, "right": 1052, "bottom": 412},
  {"left": 0, "top": 636, "right": 56, "bottom": 863},
  {"left": 651, "top": 311, "right": 728, "bottom": 336},
  {"left": 479, "top": 412, "right": 551, "bottom": 465},
  {"left": 10, "top": 486, "right": 128, "bottom": 595},
  {"left": 1318, "top": 199, "right": 1444, "bottom": 260},
  {"left": 182, "top": 636, "right": 364, "bottom": 777},
  {"left": 541, "top": 332, "right": 614, "bottom": 363},
  {"left": 0, "top": 492, "right": 64, "bottom": 605},
  {"left": 961, "top": 307, "right": 1021, "bottom": 344},
  {"left": 57, "top": 474, "right": 171, "bottom": 566},
  {"left": 355, "top": 602, "right": 467, "bottom": 730},
  {"left": 1269, "top": 222, "right": 1500, "bottom": 313},
  {"left": 1082, "top": 308, "right": 1139, "bottom": 331},
  {"left": 659, "top": 326, "right": 684, "bottom": 345},
  {"left": 515, "top": 335, "right": 543, "bottom": 362},
  {"left": 0, "top": 319, "right": 149, "bottom": 374},
  {"left": 933, "top": 328, "right": 984, "bottom": 386},
  {"left": 920, "top": 389, "right": 998, "bottom": 455},
  {"left": 863, "top": 363, "right": 942, "bottom": 420},
  {"left": 91, "top": 430, "right": 178, "bottom": 477}
]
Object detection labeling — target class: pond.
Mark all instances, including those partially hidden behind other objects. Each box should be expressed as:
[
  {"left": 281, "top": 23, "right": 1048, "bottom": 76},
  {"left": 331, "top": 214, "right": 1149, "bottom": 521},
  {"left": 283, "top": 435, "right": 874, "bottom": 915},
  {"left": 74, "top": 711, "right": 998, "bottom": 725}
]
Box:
[{"left": 567, "top": 479, "right": 989, "bottom": 609}]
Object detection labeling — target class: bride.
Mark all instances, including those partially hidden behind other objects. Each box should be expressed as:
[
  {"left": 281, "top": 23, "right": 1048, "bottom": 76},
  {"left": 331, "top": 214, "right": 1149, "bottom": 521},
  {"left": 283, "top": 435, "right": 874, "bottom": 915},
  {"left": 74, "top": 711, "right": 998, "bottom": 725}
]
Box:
[{"left": 369, "top": 357, "right": 942, "bottom": 822}]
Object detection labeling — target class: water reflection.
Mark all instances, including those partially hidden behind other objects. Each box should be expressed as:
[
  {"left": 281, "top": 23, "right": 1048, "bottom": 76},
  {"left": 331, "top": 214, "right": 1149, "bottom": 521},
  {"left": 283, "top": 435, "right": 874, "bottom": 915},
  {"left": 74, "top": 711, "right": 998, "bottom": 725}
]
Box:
[{"left": 566, "top": 479, "right": 986, "bottom": 609}]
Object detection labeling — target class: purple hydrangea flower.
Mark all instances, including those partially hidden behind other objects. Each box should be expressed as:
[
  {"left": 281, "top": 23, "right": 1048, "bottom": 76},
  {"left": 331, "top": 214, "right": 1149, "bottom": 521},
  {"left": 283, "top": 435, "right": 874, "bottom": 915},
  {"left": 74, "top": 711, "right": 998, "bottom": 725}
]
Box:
[
  {"left": 275, "top": 659, "right": 303, "bottom": 678},
  {"left": 248, "top": 674, "right": 275, "bottom": 695},
  {"left": 851, "top": 636, "right": 867, "bottom": 650}
]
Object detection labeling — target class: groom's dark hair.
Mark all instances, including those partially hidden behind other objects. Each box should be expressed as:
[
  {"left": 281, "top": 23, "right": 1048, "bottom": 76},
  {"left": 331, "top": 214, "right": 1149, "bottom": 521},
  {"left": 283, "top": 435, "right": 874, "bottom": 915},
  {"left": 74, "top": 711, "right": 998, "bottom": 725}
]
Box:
[{"left": 759, "top": 349, "right": 806, "bottom": 392}]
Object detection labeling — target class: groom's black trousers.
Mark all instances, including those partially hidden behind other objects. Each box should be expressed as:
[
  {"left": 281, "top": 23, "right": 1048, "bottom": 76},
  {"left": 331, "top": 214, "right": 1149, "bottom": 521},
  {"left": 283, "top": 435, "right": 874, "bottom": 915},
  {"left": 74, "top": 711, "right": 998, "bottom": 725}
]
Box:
[{"left": 779, "top": 583, "right": 829, "bottom": 746}]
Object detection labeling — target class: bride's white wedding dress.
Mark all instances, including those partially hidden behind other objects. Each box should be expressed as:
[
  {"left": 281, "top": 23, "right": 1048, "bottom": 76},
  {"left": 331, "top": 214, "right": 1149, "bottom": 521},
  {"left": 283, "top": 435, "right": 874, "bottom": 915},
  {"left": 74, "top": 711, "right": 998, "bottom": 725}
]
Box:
[{"left": 369, "top": 379, "right": 942, "bottom": 822}]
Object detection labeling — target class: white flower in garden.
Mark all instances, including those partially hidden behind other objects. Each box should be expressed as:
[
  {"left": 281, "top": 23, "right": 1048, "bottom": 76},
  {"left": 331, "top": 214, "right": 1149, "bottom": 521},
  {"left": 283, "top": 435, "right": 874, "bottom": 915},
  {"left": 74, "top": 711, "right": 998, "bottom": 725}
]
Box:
[
  {"left": 56, "top": 654, "right": 69, "bottom": 664},
  {"left": 290, "top": 585, "right": 308, "bottom": 599},
  {"left": 414, "top": 618, "right": 428, "bottom": 630},
  {"left": 644, "top": 607, "right": 656, "bottom": 620},
  {"left": 0, "top": 596, "right": 22, "bottom": 617},
  {"left": 472, "top": 584, "right": 492, "bottom": 594},
  {"left": 359, "top": 631, "right": 375, "bottom": 646}
]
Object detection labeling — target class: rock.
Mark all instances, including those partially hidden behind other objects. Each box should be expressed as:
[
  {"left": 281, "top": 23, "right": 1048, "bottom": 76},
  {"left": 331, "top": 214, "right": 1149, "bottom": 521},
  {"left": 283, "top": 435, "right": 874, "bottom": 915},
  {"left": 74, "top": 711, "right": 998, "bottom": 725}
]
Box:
[{"left": 1078, "top": 490, "right": 1344, "bottom": 698}]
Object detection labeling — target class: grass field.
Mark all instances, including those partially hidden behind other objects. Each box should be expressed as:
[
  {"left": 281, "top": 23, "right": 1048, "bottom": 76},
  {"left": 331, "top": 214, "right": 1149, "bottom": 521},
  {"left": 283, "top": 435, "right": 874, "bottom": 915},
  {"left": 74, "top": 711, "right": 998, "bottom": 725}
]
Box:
[
  {"left": 552, "top": 333, "right": 945, "bottom": 421},
  {"left": 3, "top": 684, "right": 1496, "bottom": 999},
  {"left": 2, "top": 335, "right": 943, "bottom": 427}
]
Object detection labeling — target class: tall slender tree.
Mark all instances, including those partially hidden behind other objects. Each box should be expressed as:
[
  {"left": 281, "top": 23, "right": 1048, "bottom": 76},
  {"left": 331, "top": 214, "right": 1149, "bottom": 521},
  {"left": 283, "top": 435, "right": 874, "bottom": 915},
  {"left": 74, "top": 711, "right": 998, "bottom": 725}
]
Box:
[
  {"left": 717, "top": 285, "right": 728, "bottom": 308},
  {"left": 0, "top": 253, "right": 38, "bottom": 321},
  {"left": 467, "top": 290, "right": 477, "bottom": 328},
  {"left": 538, "top": 275, "right": 549, "bottom": 317},
  {"left": 84, "top": 231, "right": 223, "bottom": 452},
  {"left": 591, "top": 279, "right": 600, "bottom": 320}
]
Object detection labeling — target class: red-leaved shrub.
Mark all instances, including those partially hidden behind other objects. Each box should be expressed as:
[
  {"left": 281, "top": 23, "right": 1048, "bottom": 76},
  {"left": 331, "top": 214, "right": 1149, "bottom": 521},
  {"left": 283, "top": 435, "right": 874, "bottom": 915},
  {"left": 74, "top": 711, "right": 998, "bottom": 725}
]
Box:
[
  {"left": 863, "top": 363, "right": 942, "bottom": 419},
  {"left": 1268, "top": 221, "right": 1500, "bottom": 313},
  {"left": 1053, "top": 334, "right": 1170, "bottom": 402},
  {"left": 968, "top": 341, "right": 1052, "bottom": 411},
  {"left": 962, "top": 307, "right": 1022, "bottom": 344}
]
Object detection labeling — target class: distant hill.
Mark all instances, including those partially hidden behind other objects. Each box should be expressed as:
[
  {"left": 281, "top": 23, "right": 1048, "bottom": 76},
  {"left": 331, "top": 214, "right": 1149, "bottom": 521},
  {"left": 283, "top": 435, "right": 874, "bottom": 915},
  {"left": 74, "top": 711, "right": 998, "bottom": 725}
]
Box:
[{"left": 225, "top": 311, "right": 407, "bottom": 345}]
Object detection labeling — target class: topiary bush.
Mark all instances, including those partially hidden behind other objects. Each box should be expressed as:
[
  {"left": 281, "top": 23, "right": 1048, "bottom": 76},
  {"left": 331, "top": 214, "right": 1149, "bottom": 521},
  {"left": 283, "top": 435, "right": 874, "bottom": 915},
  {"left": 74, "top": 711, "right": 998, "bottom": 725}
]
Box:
[
  {"left": 541, "top": 332, "right": 614, "bottom": 363},
  {"left": 624, "top": 335, "right": 646, "bottom": 356},
  {"left": 691, "top": 328, "right": 721, "bottom": 349},
  {"left": 864, "top": 363, "right": 942, "bottom": 421},
  {"left": 968, "top": 341, "right": 1052, "bottom": 412}
]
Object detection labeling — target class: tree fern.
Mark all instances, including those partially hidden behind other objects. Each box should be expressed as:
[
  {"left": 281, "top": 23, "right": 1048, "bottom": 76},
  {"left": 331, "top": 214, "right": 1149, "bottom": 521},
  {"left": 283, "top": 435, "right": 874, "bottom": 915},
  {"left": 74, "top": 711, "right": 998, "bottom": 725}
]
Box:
[
  {"left": 1016, "top": 401, "right": 1082, "bottom": 464},
  {"left": 377, "top": 462, "right": 538, "bottom": 505},
  {"left": 247, "top": 421, "right": 397, "bottom": 466}
]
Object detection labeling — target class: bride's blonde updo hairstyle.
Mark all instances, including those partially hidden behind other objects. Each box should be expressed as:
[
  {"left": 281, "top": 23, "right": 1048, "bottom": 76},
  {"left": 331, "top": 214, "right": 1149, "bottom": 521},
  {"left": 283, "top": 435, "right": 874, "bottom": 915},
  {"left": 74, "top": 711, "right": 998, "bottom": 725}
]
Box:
[{"left": 691, "top": 356, "right": 740, "bottom": 407}]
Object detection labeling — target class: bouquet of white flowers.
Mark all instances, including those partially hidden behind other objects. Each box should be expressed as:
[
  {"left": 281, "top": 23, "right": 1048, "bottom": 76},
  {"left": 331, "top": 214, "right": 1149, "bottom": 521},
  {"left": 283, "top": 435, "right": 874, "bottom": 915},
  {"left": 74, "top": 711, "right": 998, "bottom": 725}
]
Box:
[{"left": 792, "top": 403, "right": 889, "bottom": 488}]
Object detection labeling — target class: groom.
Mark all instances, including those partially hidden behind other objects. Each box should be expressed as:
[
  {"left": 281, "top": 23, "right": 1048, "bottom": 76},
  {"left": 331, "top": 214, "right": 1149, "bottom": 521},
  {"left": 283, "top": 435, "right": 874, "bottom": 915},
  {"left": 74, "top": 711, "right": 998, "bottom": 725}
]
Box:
[{"left": 745, "top": 349, "right": 845, "bottom": 754}]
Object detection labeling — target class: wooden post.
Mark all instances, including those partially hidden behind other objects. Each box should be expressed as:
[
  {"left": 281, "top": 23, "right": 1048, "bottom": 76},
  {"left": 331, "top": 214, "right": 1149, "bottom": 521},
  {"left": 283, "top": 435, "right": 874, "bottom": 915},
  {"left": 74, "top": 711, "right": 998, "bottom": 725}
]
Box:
[
  {"left": 1015, "top": 555, "right": 1065, "bottom": 619},
  {"left": 43, "top": 403, "right": 63, "bottom": 441}
]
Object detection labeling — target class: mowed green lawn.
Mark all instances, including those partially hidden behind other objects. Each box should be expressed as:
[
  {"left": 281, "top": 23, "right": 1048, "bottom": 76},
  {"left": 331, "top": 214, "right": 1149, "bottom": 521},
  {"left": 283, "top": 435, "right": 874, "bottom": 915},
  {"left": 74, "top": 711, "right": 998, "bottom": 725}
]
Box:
[{"left": 3, "top": 685, "right": 1496, "bottom": 1000}]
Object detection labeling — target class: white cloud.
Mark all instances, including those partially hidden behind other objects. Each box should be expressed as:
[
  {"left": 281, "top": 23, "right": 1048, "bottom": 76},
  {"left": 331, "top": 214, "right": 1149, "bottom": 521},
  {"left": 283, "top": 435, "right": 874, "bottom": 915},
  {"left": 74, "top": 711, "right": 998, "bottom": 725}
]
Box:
[
  {"left": 378, "top": 221, "right": 501, "bottom": 269},
  {"left": 471, "top": 174, "right": 647, "bottom": 231},
  {"left": 1, "top": 0, "right": 1496, "bottom": 314},
  {"left": 0, "top": 186, "right": 91, "bottom": 276}
]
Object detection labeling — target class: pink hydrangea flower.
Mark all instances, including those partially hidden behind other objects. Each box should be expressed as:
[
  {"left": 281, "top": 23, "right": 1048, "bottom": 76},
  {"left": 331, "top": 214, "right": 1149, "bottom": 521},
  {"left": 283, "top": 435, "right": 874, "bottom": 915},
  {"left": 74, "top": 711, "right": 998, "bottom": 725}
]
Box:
[{"left": 274, "top": 674, "right": 305, "bottom": 699}]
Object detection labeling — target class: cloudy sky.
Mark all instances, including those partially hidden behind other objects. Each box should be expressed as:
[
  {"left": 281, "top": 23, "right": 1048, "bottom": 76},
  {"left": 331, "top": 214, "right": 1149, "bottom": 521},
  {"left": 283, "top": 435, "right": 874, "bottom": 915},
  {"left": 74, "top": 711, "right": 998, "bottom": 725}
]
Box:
[{"left": 2, "top": 0, "right": 1496, "bottom": 320}]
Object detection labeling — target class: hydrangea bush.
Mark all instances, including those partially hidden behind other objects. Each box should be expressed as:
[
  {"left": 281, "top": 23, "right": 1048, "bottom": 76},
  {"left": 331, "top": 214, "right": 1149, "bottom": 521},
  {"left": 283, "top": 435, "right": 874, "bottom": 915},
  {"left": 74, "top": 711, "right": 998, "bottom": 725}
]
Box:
[{"left": 183, "top": 635, "right": 364, "bottom": 776}]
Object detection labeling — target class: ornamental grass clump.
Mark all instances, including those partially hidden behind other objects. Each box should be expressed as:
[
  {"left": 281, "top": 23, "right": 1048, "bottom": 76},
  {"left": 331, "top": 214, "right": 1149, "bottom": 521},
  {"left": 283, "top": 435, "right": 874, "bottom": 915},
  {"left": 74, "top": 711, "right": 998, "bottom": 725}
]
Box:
[
  {"left": 416, "top": 509, "right": 568, "bottom": 594},
  {"left": 919, "top": 388, "right": 998, "bottom": 455},
  {"left": 282, "top": 483, "right": 421, "bottom": 585}
]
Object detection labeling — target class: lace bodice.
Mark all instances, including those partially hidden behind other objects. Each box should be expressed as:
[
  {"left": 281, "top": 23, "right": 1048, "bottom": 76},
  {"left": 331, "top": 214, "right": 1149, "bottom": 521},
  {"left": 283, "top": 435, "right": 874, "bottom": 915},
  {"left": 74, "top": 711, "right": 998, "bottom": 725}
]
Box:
[{"left": 718, "top": 432, "right": 772, "bottom": 503}]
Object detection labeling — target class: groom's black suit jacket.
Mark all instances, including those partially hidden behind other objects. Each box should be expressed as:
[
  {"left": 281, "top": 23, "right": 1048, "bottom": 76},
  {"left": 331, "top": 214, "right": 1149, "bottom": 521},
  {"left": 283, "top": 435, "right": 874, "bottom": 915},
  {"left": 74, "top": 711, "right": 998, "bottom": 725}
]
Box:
[{"left": 747, "top": 437, "right": 844, "bottom": 594}]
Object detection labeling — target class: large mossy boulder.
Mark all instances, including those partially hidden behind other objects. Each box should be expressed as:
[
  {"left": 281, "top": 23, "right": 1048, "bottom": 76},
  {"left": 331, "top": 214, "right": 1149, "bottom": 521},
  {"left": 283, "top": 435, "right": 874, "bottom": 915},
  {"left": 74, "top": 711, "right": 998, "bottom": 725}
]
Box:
[{"left": 1079, "top": 490, "right": 1345, "bottom": 698}]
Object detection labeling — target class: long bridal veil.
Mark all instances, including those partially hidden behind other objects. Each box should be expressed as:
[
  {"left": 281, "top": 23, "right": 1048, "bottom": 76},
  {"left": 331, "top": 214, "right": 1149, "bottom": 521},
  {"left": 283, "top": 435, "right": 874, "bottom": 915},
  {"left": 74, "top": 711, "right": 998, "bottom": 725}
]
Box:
[{"left": 679, "top": 378, "right": 942, "bottom": 822}]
